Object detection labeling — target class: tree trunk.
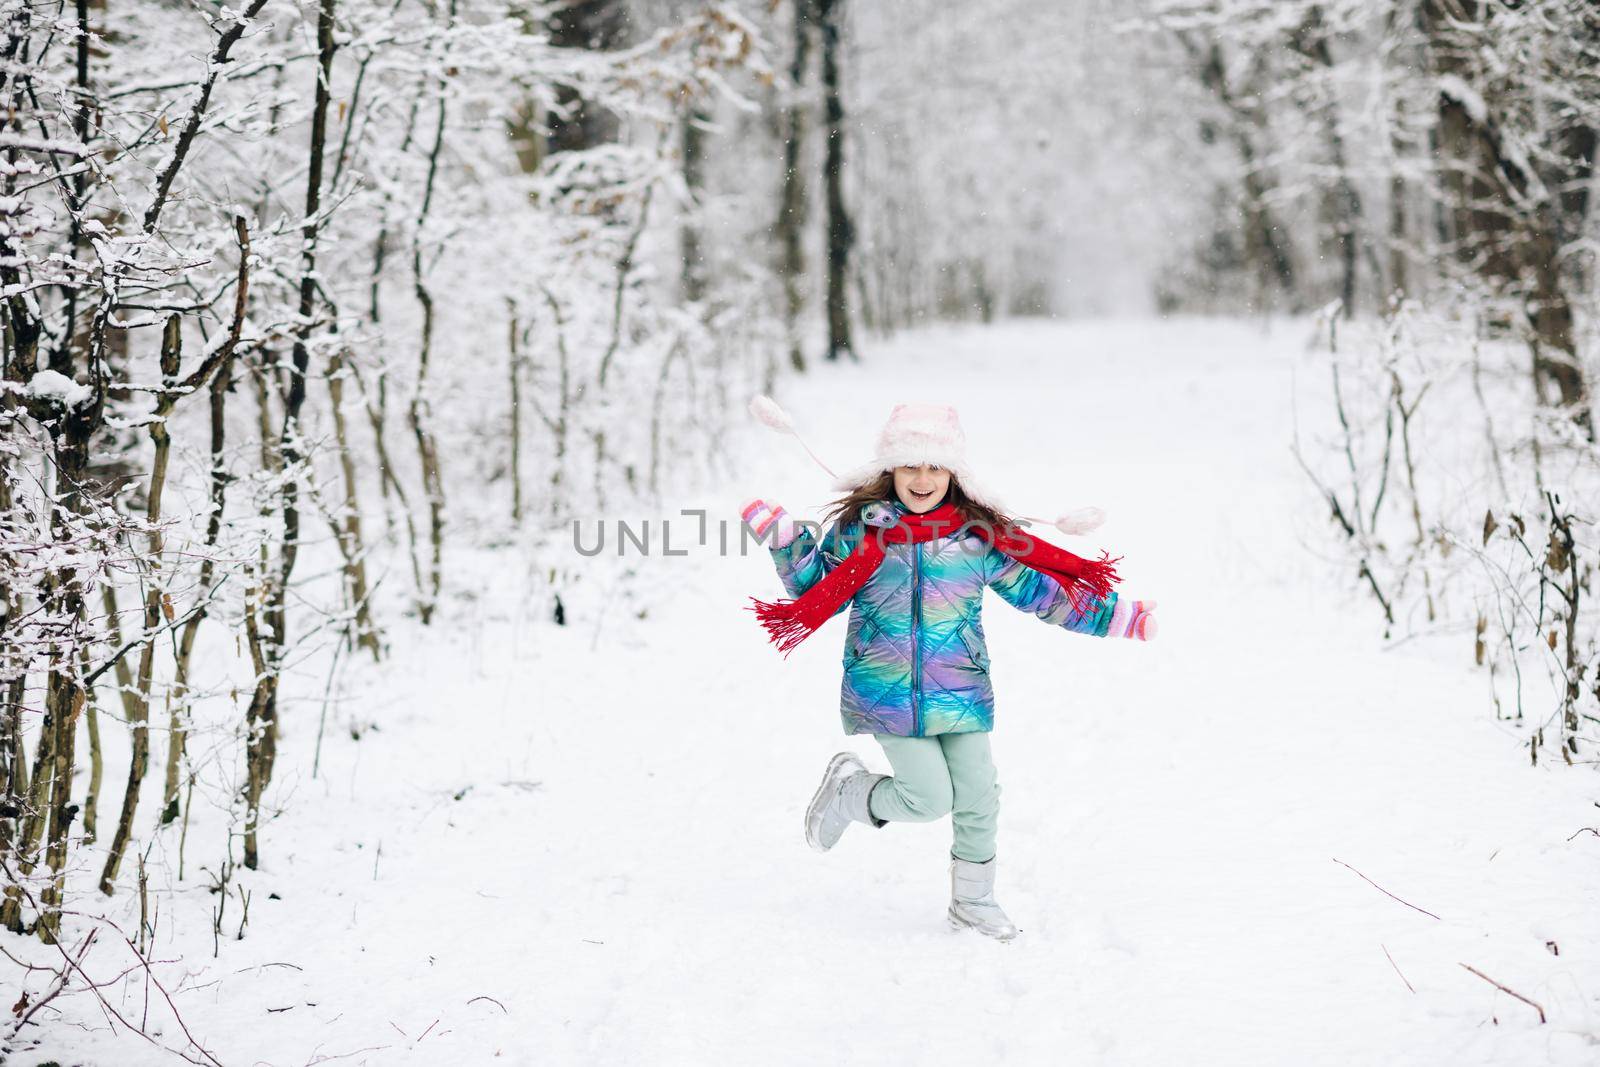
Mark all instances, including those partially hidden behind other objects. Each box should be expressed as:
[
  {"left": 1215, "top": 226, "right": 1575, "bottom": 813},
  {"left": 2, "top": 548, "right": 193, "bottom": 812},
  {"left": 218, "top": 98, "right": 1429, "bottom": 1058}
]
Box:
[
  {"left": 409, "top": 5, "right": 455, "bottom": 625},
  {"left": 79, "top": 647, "right": 101, "bottom": 843},
  {"left": 326, "top": 348, "right": 382, "bottom": 659},
  {"left": 0, "top": 444, "right": 26, "bottom": 899},
  {"left": 1192, "top": 38, "right": 1298, "bottom": 307},
  {"left": 681, "top": 100, "right": 709, "bottom": 304},
  {"left": 545, "top": 0, "right": 627, "bottom": 153},
  {"left": 2, "top": 694, "right": 51, "bottom": 932},
  {"left": 0, "top": 673, "right": 26, "bottom": 921},
  {"left": 35, "top": 413, "right": 94, "bottom": 937},
  {"left": 1289, "top": 5, "right": 1384, "bottom": 314},
  {"left": 164, "top": 354, "right": 234, "bottom": 824},
  {"left": 777, "top": 0, "right": 813, "bottom": 373},
  {"left": 244, "top": 0, "right": 337, "bottom": 870},
  {"left": 818, "top": 0, "right": 854, "bottom": 361},
  {"left": 99, "top": 315, "right": 181, "bottom": 896},
  {"left": 38, "top": 646, "right": 82, "bottom": 940},
  {"left": 1422, "top": 0, "right": 1594, "bottom": 435},
  {"left": 508, "top": 307, "right": 524, "bottom": 522}
]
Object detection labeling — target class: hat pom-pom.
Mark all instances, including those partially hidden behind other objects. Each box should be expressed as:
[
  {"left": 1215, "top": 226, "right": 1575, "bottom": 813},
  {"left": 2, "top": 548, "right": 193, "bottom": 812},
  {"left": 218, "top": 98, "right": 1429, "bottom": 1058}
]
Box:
[
  {"left": 749, "top": 395, "right": 794, "bottom": 434},
  {"left": 1053, "top": 507, "right": 1106, "bottom": 536}
]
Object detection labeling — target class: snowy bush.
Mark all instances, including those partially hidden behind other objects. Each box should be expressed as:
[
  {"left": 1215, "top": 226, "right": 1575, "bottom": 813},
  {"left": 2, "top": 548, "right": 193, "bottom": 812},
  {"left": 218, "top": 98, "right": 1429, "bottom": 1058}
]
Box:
[{"left": 1297, "top": 303, "right": 1599, "bottom": 765}]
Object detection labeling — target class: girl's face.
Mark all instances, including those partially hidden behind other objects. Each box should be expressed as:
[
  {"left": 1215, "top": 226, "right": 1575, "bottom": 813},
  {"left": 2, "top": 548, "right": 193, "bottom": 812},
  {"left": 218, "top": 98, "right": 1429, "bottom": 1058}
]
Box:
[{"left": 893, "top": 464, "right": 952, "bottom": 513}]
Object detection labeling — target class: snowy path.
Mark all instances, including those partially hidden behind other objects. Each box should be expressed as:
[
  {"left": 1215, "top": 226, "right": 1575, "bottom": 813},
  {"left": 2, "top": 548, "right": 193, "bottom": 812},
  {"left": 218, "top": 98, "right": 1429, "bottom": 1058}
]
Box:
[{"left": 35, "top": 320, "right": 1600, "bottom": 1066}]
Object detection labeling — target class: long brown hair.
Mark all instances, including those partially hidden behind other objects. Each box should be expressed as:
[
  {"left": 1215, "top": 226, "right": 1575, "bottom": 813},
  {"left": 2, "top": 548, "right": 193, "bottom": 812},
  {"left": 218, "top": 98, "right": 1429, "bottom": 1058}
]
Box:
[{"left": 823, "top": 469, "right": 1016, "bottom": 533}]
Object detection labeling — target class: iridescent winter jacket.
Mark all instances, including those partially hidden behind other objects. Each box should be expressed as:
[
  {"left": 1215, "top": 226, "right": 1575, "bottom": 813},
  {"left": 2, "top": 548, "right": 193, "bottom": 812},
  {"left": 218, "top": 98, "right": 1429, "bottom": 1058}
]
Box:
[{"left": 768, "top": 499, "right": 1118, "bottom": 737}]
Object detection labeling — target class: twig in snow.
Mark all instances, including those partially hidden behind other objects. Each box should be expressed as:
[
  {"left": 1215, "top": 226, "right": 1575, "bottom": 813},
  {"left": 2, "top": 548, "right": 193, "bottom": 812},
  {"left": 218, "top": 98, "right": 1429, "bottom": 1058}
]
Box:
[
  {"left": 1566, "top": 827, "right": 1599, "bottom": 842},
  {"left": 1332, "top": 858, "right": 1442, "bottom": 920},
  {"left": 0, "top": 856, "right": 223, "bottom": 1067},
  {"left": 118, "top": 932, "right": 227, "bottom": 1066},
  {"left": 303, "top": 1044, "right": 394, "bottom": 1066},
  {"left": 1381, "top": 944, "right": 1415, "bottom": 994},
  {"left": 1459, "top": 963, "right": 1545, "bottom": 1024},
  {"left": 468, "top": 995, "right": 507, "bottom": 1013},
  {"left": 8, "top": 931, "right": 95, "bottom": 1035}
]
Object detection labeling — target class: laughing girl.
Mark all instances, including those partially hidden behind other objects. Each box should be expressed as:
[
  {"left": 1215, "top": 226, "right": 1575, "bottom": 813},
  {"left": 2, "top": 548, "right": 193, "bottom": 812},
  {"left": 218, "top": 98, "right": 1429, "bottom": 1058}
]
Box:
[{"left": 742, "top": 403, "right": 1156, "bottom": 941}]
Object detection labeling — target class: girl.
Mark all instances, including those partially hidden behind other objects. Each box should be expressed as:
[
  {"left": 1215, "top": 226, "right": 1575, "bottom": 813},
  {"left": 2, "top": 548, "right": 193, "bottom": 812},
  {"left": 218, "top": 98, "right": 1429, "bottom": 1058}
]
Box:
[{"left": 741, "top": 403, "right": 1156, "bottom": 941}]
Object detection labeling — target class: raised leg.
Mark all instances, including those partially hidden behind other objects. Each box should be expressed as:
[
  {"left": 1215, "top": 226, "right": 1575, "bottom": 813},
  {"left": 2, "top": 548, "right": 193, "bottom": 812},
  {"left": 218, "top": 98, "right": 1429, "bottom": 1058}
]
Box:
[{"left": 869, "top": 734, "right": 954, "bottom": 823}]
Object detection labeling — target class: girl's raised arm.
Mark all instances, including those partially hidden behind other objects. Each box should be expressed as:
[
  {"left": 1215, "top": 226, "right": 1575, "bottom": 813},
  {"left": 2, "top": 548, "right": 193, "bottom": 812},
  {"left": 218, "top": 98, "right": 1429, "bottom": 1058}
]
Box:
[
  {"left": 983, "top": 546, "right": 1115, "bottom": 635},
  {"left": 982, "top": 547, "right": 1156, "bottom": 639},
  {"left": 742, "top": 498, "right": 852, "bottom": 603}
]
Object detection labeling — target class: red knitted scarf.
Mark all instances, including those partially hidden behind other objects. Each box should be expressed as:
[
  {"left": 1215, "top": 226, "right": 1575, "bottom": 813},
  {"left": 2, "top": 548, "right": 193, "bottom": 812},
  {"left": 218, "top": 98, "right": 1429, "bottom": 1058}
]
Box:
[{"left": 749, "top": 501, "right": 1120, "bottom": 656}]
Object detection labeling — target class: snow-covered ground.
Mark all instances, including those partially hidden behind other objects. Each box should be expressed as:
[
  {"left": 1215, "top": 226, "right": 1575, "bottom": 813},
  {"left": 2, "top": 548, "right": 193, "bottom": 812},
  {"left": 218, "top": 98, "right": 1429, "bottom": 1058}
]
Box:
[{"left": 11, "top": 318, "right": 1600, "bottom": 1066}]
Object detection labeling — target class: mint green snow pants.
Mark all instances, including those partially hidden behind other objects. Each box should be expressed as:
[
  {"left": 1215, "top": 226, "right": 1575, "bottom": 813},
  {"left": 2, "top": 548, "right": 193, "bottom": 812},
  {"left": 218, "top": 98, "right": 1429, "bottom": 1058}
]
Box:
[{"left": 867, "top": 732, "right": 1000, "bottom": 863}]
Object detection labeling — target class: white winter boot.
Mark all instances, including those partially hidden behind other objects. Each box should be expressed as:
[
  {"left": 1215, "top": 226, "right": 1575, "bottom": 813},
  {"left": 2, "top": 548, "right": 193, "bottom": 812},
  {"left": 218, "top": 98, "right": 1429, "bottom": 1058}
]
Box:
[
  {"left": 804, "top": 752, "right": 887, "bottom": 852},
  {"left": 948, "top": 856, "right": 1019, "bottom": 941}
]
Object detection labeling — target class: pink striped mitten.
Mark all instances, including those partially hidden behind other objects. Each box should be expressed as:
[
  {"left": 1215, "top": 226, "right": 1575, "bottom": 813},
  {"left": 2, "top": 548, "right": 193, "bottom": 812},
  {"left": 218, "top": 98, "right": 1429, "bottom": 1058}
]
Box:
[
  {"left": 1108, "top": 598, "right": 1158, "bottom": 640},
  {"left": 740, "top": 498, "right": 802, "bottom": 548}
]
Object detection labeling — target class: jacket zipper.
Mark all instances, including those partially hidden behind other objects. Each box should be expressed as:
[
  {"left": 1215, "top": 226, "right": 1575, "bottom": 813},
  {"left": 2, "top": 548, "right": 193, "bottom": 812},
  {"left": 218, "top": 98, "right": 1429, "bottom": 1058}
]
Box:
[{"left": 911, "top": 541, "right": 923, "bottom": 737}]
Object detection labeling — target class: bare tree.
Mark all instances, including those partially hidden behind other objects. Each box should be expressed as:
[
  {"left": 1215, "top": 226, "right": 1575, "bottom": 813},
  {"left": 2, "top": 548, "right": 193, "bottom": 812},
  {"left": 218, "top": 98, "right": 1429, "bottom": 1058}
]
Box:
[
  {"left": 775, "top": 0, "right": 814, "bottom": 374},
  {"left": 818, "top": 0, "right": 855, "bottom": 360}
]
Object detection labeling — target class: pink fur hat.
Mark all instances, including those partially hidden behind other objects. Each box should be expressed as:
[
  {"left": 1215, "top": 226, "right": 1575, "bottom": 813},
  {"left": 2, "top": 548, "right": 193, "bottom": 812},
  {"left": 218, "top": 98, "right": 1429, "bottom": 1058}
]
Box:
[
  {"left": 831, "top": 403, "right": 1009, "bottom": 513},
  {"left": 749, "top": 395, "right": 1106, "bottom": 536}
]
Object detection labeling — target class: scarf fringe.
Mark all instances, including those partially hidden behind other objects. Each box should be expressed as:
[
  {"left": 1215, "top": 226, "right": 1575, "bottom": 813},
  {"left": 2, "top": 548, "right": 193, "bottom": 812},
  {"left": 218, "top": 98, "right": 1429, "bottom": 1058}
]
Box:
[
  {"left": 747, "top": 597, "right": 815, "bottom": 657},
  {"left": 1080, "top": 551, "right": 1121, "bottom": 602}
]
